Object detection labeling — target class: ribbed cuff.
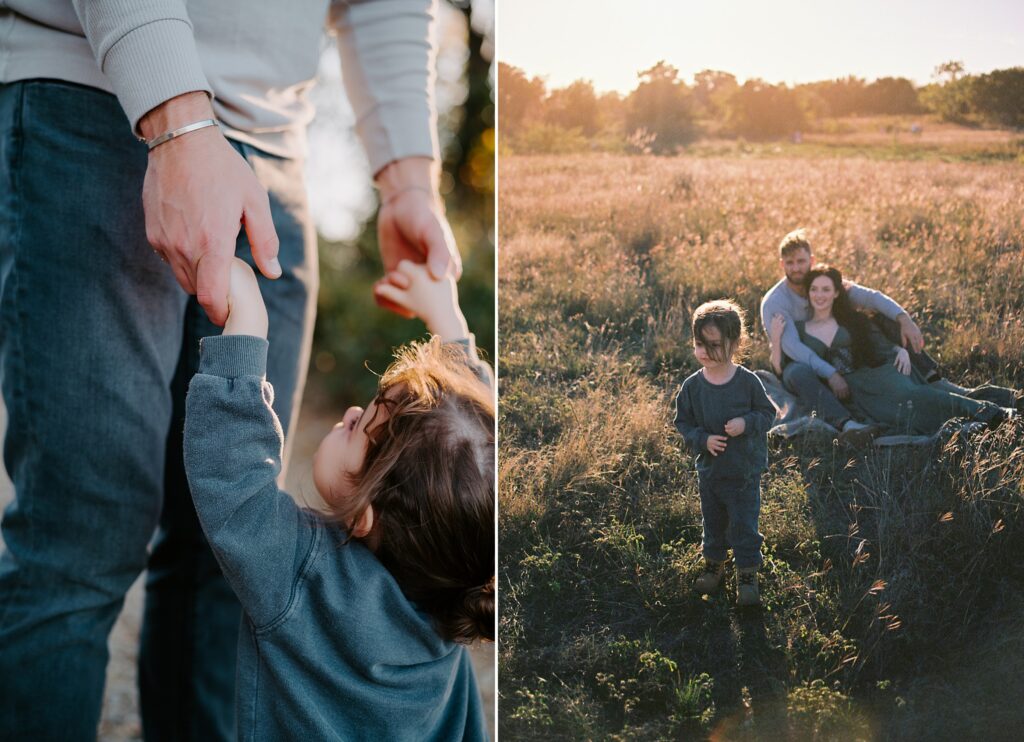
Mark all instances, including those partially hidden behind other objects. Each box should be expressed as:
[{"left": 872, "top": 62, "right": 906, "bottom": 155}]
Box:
[
  {"left": 198, "top": 336, "right": 269, "bottom": 378},
  {"left": 102, "top": 18, "right": 213, "bottom": 137},
  {"left": 358, "top": 101, "right": 439, "bottom": 175},
  {"left": 445, "top": 333, "right": 477, "bottom": 359}
]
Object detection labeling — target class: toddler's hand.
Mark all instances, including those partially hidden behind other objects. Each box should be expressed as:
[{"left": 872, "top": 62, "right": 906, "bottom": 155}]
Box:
[
  {"left": 724, "top": 417, "right": 746, "bottom": 437},
  {"left": 373, "top": 260, "right": 469, "bottom": 341},
  {"left": 706, "top": 434, "right": 728, "bottom": 456},
  {"left": 223, "top": 258, "right": 268, "bottom": 339}
]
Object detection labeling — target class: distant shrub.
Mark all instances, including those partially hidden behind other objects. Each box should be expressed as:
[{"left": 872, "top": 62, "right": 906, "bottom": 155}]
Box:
[
  {"left": 725, "top": 79, "right": 806, "bottom": 140},
  {"left": 514, "top": 123, "right": 589, "bottom": 154},
  {"left": 971, "top": 67, "right": 1024, "bottom": 128}
]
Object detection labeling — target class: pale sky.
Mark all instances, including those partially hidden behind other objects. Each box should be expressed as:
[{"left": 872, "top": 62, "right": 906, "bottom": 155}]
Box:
[{"left": 498, "top": 0, "right": 1023, "bottom": 93}]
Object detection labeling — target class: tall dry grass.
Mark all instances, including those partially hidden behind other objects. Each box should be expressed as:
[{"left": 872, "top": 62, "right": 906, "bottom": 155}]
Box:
[{"left": 499, "top": 151, "right": 1024, "bottom": 740}]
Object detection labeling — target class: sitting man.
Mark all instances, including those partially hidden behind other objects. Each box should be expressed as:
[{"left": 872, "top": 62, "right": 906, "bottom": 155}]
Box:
[{"left": 759, "top": 228, "right": 1021, "bottom": 439}]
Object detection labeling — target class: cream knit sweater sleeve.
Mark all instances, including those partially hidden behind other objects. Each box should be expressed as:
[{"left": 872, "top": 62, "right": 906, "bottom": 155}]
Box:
[
  {"left": 70, "top": 1, "right": 212, "bottom": 138},
  {"left": 330, "top": 0, "right": 440, "bottom": 174}
]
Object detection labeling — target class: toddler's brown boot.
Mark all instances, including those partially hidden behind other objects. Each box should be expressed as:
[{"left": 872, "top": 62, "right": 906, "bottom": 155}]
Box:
[
  {"left": 694, "top": 559, "right": 726, "bottom": 594},
  {"left": 736, "top": 567, "right": 760, "bottom": 606}
]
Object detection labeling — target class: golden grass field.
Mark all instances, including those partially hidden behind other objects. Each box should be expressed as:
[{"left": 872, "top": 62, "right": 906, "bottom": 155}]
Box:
[{"left": 499, "top": 140, "right": 1024, "bottom": 739}]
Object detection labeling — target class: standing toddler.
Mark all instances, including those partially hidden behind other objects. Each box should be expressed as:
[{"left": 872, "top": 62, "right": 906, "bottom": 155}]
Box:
[
  {"left": 673, "top": 300, "right": 776, "bottom": 605},
  {"left": 183, "top": 258, "right": 493, "bottom": 739}
]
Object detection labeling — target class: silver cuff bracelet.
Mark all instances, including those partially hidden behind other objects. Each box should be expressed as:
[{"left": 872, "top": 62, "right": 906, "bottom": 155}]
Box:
[{"left": 145, "top": 119, "right": 220, "bottom": 151}]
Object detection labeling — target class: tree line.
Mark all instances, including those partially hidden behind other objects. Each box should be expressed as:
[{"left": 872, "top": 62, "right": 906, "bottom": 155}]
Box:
[{"left": 499, "top": 61, "right": 1024, "bottom": 154}]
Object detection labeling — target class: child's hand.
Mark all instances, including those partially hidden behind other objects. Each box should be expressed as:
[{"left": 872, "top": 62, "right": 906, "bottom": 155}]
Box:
[
  {"left": 223, "top": 258, "right": 268, "bottom": 338},
  {"left": 706, "top": 434, "right": 728, "bottom": 456},
  {"left": 373, "top": 260, "right": 469, "bottom": 341},
  {"left": 724, "top": 417, "right": 746, "bottom": 437}
]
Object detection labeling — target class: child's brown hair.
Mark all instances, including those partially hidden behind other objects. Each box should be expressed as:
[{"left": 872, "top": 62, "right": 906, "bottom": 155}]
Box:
[
  {"left": 692, "top": 299, "right": 749, "bottom": 363},
  {"left": 334, "top": 339, "right": 495, "bottom": 644}
]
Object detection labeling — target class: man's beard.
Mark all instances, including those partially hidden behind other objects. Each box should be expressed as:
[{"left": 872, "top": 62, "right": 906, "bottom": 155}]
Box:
[{"left": 786, "top": 271, "right": 806, "bottom": 285}]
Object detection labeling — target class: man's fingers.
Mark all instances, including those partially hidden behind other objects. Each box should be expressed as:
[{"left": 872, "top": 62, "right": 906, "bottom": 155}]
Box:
[
  {"left": 422, "top": 216, "right": 461, "bottom": 280},
  {"left": 243, "top": 192, "right": 281, "bottom": 279},
  {"left": 195, "top": 250, "right": 232, "bottom": 326},
  {"left": 167, "top": 257, "right": 196, "bottom": 296}
]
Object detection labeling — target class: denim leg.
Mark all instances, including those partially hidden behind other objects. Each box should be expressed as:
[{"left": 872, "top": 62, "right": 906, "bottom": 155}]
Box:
[
  {"left": 698, "top": 477, "right": 729, "bottom": 563},
  {"left": 724, "top": 478, "right": 764, "bottom": 569},
  {"left": 782, "top": 362, "right": 851, "bottom": 428},
  {"left": 0, "top": 81, "right": 187, "bottom": 739},
  {"left": 931, "top": 378, "right": 1017, "bottom": 408},
  {"left": 138, "top": 142, "right": 318, "bottom": 742}
]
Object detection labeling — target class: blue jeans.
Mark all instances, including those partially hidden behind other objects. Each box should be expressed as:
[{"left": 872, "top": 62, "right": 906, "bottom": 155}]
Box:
[
  {"left": 698, "top": 475, "right": 764, "bottom": 569},
  {"left": 782, "top": 361, "right": 851, "bottom": 429},
  {"left": 0, "top": 80, "right": 317, "bottom": 740}
]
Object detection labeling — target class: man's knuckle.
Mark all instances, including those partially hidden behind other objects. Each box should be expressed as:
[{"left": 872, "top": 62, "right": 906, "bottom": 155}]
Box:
[{"left": 196, "top": 231, "right": 217, "bottom": 251}]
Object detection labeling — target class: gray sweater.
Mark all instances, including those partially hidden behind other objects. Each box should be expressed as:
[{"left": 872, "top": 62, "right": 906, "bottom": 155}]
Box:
[
  {"left": 183, "top": 335, "right": 488, "bottom": 741},
  {"left": 673, "top": 366, "right": 777, "bottom": 481},
  {"left": 0, "top": 0, "right": 438, "bottom": 166},
  {"left": 759, "top": 277, "right": 905, "bottom": 379}
]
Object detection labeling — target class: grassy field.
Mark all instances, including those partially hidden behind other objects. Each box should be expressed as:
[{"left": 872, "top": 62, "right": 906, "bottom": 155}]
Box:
[
  {"left": 686, "top": 116, "right": 1024, "bottom": 165},
  {"left": 498, "top": 141, "right": 1024, "bottom": 739}
]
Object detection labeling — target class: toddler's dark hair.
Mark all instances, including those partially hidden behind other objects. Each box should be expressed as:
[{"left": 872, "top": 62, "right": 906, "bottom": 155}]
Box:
[
  {"left": 691, "top": 299, "right": 749, "bottom": 362},
  {"left": 335, "top": 339, "right": 494, "bottom": 644}
]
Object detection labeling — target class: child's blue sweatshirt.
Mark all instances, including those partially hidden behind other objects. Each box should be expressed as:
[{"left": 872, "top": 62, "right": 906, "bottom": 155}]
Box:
[
  {"left": 183, "top": 335, "right": 489, "bottom": 741},
  {"left": 673, "top": 365, "right": 776, "bottom": 481}
]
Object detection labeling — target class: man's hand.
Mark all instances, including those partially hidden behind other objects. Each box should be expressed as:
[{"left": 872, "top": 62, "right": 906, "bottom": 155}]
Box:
[
  {"left": 373, "top": 260, "right": 468, "bottom": 341},
  {"left": 897, "top": 313, "right": 924, "bottom": 353},
  {"left": 724, "top": 417, "right": 746, "bottom": 437},
  {"left": 706, "top": 434, "right": 728, "bottom": 456},
  {"left": 223, "top": 258, "right": 268, "bottom": 338},
  {"left": 828, "top": 372, "right": 851, "bottom": 400},
  {"left": 141, "top": 92, "right": 281, "bottom": 326},
  {"left": 374, "top": 158, "right": 461, "bottom": 317}
]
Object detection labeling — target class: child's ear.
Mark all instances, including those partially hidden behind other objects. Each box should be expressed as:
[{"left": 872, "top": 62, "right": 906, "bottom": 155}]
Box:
[{"left": 352, "top": 504, "right": 375, "bottom": 538}]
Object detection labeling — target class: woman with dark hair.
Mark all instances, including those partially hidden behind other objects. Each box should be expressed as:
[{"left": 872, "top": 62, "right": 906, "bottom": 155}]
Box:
[{"left": 769, "top": 264, "right": 1005, "bottom": 435}]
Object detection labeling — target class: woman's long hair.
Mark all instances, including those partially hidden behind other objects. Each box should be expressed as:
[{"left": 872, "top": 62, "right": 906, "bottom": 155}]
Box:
[{"left": 803, "top": 265, "right": 882, "bottom": 369}]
